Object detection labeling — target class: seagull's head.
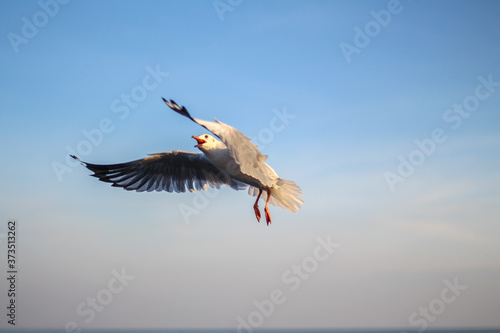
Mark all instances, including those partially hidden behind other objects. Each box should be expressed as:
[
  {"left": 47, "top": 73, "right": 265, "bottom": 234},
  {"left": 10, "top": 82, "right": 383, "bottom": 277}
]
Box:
[{"left": 192, "top": 134, "right": 223, "bottom": 152}]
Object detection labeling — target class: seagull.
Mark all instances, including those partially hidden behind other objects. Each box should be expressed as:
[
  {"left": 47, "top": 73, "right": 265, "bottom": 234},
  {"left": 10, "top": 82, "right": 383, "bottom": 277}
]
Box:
[{"left": 71, "top": 98, "right": 303, "bottom": 225}]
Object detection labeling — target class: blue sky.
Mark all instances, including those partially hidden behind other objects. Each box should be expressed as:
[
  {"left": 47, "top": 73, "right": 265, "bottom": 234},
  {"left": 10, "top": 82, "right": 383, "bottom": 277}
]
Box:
[{"left": 1, "top": 0, "right": 499, "bottom": 330}]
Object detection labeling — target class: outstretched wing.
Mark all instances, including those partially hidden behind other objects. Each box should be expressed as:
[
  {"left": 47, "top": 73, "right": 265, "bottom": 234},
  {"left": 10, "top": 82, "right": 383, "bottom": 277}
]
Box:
[
  {"left": 71, "top": 151, "right": 247, "bottom": 193},
  {"left": 163, "top": 98, "right": 276, "bottom": 187}
]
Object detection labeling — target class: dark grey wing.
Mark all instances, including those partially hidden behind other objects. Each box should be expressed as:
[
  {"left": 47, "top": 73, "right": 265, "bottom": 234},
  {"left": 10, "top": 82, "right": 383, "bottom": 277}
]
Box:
[
  {"left": 163, "top": 98, "right": 276, "bottom": 187},
  {"left": 71, "top": 151, "right": 247, "bottom": 193}
]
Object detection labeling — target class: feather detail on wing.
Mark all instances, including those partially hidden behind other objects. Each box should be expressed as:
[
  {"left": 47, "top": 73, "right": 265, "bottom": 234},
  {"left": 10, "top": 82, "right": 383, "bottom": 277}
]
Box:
[
  {"left": 163, "top": 98, "right": 276, "bottom": 187},
  {"left": 70, "top": 151, "right": 247, "bottom": 193}
]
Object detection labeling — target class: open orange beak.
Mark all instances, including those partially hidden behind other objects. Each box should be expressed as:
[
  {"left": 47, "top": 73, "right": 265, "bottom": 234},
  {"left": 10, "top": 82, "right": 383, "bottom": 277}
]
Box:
[{"left": 192, "top": 136, "right": 207, "bottom": 147}]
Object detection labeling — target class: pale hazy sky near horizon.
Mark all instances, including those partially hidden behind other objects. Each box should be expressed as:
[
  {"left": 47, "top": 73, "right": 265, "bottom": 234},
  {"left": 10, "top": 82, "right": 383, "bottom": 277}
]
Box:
[{"left": 1, "top": 0, "right": 499, "bottom": 331}]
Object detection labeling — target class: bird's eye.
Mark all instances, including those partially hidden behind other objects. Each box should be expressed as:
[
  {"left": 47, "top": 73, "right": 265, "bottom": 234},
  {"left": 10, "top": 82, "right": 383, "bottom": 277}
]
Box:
[{"left": 204, "top": 135, "right": 208, "bottom": 139}]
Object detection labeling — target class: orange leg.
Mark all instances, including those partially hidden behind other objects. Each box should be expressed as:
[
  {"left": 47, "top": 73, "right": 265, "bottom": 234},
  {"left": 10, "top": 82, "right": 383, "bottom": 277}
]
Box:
[
  {"left": 253, "top": 189, "right": 263, "bottom": 222},
  {"left": 264, "top": 188, "right": 272, "bottom": 225}
]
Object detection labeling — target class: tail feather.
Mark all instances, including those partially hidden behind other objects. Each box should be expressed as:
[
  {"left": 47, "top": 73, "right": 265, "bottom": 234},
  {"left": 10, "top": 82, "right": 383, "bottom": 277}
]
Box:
[{"left": 249, "top": 178, "right": 303, "bottom": 213}]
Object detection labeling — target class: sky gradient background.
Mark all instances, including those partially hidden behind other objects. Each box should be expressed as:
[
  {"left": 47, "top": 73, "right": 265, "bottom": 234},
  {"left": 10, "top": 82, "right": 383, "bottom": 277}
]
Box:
[{"left": 1, "top": 0, "right": 499, "bottom": 331}]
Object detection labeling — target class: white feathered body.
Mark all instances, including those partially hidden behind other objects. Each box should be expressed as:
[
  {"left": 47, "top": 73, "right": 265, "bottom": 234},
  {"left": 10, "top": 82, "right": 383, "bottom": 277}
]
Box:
[{"left": 202, "top": 143, "right": 303, "bottom": 214}]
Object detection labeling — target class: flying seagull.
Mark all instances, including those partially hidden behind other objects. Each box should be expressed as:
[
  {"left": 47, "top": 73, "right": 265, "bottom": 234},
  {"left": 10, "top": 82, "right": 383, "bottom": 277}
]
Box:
[{"left": 71, "top": 98, "right": 303, "bottom": 225}]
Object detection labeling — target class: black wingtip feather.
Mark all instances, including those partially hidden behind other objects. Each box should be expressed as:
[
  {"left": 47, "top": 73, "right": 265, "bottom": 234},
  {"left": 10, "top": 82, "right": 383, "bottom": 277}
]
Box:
[
  {"left": 161, "top": 97, "right": 195, "bottom": 122},
  {"left": 70, "top": 154, "right": 86, "bottom": 165}
]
